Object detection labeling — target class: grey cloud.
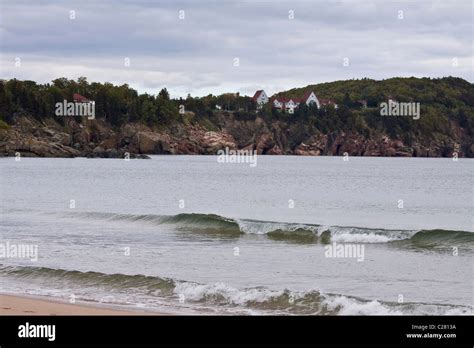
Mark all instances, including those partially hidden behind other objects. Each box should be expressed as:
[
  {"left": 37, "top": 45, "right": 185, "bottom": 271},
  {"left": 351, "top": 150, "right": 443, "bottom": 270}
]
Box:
[{"left": 0, "top": 0, "right": 472, "bottom": 97}]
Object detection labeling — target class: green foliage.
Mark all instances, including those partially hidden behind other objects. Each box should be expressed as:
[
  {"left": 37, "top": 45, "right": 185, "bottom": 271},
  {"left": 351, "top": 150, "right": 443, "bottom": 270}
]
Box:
[
  {"left": 1, "top": 77, "right": 473, "bottom": 143},
  {"left": 272, "top": 76, "right": 474, "bottom": 140},
  {"left": 0, "top": 78, "right": 182, "bottom": 128},
  {"left": 0, "top": 118, "right": 9, "bottom": 129}
]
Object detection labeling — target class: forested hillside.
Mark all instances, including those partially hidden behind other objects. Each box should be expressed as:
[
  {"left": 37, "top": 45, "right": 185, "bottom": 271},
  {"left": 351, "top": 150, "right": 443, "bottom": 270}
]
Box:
[{"left": 0, "top": 77, "right": 473, "bottom": 158}]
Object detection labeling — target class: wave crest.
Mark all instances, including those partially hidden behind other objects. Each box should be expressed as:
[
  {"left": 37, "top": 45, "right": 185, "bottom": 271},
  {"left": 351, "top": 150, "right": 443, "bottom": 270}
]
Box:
[
  {"left": 61, "top": 211, "right": 473, "bottom": 247},
  {"left": 1, "top": 265, "right": 470, "bottom": 315}
]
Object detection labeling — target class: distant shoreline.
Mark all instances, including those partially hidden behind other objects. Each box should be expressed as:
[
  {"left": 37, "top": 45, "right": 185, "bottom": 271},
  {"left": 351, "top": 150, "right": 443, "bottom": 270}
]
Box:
[
  {"left": 2, "top": 77, "right": 473, "bottom": 159},
  {"left": 1, "top": 154, "right": 472, "bottom": 159}
]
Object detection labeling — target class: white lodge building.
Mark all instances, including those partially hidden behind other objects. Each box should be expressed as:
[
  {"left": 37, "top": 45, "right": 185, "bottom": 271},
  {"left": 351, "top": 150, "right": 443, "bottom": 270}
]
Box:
[{"left": 252, "top": 90, "right": 337, "bottom": 112}]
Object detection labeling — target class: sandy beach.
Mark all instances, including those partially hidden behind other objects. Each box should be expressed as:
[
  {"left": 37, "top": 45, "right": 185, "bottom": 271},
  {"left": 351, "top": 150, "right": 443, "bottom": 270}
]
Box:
[{"left": 0, "top": 294, "right": 152, "bottom": 315}]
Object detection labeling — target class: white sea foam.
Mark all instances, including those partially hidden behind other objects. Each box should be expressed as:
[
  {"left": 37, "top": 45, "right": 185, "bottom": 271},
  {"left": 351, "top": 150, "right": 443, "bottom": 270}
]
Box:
[
  {"left": 173, "top": 281, "right": 285, "bottom": 306},
  {"left": 325, "top": 227, "right": 417, "bottom": 243},
  {"left": 322, "top": 296, "right": 402, "bottom": 315},
  {"left": 235, "top": 219, "right": 318, "bottom": 235}
]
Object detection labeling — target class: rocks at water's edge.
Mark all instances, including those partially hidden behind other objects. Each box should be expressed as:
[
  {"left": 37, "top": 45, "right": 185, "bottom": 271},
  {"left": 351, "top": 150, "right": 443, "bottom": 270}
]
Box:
[{"left": 0, "top": 115, "right": 471, "bottom": 158}]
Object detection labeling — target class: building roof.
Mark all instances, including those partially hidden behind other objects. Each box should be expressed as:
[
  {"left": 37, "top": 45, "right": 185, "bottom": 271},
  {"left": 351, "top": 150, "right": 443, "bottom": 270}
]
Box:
[
  {"left": 319, "top": 98, "right": 327, "bottom": 103},
  {"left": 271, "top": 91, "right": 319, "bottom": 105},
  {"left": 73, "top": 93, "right": 90, "bottom": 102},
  {"left": 319, "top": 98, "right": 337, "bottom": 105},
  {"left": 301, "top": 91, "right": 314, "bottom": 101},
  {"left": 267, "top": 90, "right": 338, "bottom": 108},
  {"left": 271, "top": 96, "right": 299, "bottom": 103},
  {"left": 252, "top": 90, "right": 264, "bottom": 101},
  {"left": 270, "top": 96, "right": 283, "bottom": 103}
]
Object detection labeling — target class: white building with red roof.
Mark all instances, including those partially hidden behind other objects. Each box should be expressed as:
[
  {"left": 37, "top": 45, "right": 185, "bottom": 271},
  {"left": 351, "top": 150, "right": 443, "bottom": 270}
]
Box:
[
  {"left": 271, "top": 90, "right": 333, "bottom": 112},
  {"left": 251, "top": 90, "right": 269, "bottom": 108},
  {"left": 271, "top": 96, "right": 298, "bottom": 111},
  {"left": 301, "top": 91, "right": 320, "bottom": 108},
  {"left": 252, "top": 89, "right": 337, "bottom": 112}
]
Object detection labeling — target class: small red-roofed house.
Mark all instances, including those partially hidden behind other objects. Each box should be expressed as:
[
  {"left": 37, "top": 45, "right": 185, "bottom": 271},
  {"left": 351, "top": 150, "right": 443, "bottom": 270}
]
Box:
[
  {"left": 319, "top": 98, "right": 338, "bottom": 109},
  {"left": 252, "top": 90, "right": 269, "bottom": 108},
  {"left": 73, "top": 93, "right": 91, "bottom": 103}
]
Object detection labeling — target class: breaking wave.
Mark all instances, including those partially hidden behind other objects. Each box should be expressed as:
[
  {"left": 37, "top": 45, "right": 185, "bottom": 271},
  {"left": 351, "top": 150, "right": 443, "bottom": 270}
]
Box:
[
  {"left": 0, "top": 265, "right": 470, "bottom": 315},
  {"left": 61, "top": 211, "right": 474, "bottom": 248}
]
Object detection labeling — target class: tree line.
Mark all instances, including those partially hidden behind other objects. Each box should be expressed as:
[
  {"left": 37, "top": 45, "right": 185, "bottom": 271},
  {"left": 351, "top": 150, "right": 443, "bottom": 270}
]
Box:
[{"left": 0, "top": 76, "right": 473, "bottom": 142}]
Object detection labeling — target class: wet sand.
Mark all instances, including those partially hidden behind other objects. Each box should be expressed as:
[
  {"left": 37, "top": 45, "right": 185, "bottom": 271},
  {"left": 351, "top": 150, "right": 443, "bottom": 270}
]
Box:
[{"left": 0, "top": 294, "right": 159, "bottom": 315}]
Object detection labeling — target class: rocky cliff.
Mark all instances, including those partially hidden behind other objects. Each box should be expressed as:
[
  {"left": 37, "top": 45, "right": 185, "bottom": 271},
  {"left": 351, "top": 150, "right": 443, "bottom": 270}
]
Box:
[{"left": 0, "top": 113, "right": 470, "bottom": 158}]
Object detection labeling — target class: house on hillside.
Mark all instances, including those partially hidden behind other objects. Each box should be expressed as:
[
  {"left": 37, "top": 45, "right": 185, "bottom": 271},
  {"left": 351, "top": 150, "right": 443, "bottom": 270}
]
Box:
[
  {"left": 272, "top": 97, "right": 284, "bottom": 109},
  {"left": 252, "top": 90, "right": 269, "bottom": 108},
  {"left": 284, "top": 98, "right": 298, "bottom": 112},
  {"left": 318, "top": 98, "right": 339, "bottom": 109},
  {"left": 73, "top": 93, "right": 92, "bottom": 103},
  {"left": 301, "top": 91, "right": 320, "bottom": 108},
  {"left": 266, "top": 90, "right": 337, "bottom": 112}
]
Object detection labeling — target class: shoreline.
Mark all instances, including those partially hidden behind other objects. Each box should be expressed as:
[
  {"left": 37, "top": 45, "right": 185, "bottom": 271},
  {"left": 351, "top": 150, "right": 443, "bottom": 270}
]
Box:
[
  {"left": 0, "top": 293, "right": 165, "bottom": 315},
  {"left": 1, "top": 154, "right": 473, "bottom": 159}
]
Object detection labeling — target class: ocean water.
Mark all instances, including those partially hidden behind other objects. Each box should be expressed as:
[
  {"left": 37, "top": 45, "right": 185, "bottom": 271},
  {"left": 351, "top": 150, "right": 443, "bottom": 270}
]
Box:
[{"left": 0, "top": 156, "right": 472, "bottom": 315}]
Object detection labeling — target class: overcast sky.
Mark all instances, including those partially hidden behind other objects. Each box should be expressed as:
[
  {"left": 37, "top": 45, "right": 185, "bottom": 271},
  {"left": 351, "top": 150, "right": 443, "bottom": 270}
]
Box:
[{"left": 0, "top": 0, "right": 472, "bottom": 98}]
